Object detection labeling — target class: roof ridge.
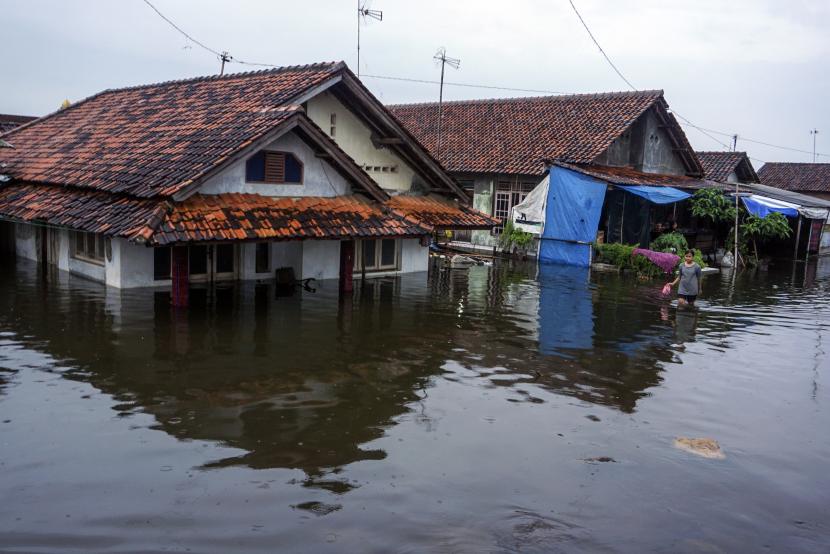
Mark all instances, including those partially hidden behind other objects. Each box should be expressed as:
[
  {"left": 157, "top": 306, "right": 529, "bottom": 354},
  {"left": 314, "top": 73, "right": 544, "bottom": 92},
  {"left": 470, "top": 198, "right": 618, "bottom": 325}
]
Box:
[
  {"left": 697, "top": 150, "right": 746, "bottom": 155},
  {"left": 387, "top": 89, "right": 664, "bottom": 109},
  {"left": 98, "top": 61, "right": 344, "bottom": 95},
  {"left": 760, "top": 162, "right": 830, "bottom": 166}
]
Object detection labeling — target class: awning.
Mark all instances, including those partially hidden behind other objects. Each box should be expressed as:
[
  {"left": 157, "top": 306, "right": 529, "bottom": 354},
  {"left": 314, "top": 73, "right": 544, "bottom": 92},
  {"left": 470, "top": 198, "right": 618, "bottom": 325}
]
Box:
[
  {"left": 618, "top": 185, "right": 691, "bottom": 204},
  {"left": 741, "top": 195, "right": 799, "bottom": 218}
]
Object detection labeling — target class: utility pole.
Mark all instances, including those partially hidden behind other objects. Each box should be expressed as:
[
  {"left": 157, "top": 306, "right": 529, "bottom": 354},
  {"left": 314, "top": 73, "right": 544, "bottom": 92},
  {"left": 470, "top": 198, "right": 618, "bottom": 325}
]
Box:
[
  {"left": 810, "top": 129, "right": 819, "bottom": 162},
  {"left": 357, "top": 2, "right": 382, "bottom": 78},
  {"left": 219, "top": 51, "right": 232, "bottom": 76},
  {"left": 433, "top": 47, "right": 460, "bottom": 164}
]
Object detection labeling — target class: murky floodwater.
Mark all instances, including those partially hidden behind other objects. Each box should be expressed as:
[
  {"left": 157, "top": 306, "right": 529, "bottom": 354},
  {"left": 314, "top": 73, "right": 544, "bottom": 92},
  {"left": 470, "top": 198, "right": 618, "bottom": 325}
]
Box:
[{"left": 1, "top": 257, "right": 828, "bottom": 553}]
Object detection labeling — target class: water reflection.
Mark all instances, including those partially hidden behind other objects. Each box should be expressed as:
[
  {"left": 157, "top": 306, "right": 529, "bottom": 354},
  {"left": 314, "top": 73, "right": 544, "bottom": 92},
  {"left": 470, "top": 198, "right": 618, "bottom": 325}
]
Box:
[{"left": 0, "top": 257, "right": 777, "bottom": 478}]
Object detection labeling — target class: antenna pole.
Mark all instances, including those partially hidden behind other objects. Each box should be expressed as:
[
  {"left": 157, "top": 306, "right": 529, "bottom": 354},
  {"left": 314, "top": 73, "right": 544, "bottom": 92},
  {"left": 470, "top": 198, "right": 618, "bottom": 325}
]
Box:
[
  {"left": 219, "top": 51, "right": 231, "bottom": 76},
  {"left": 356, "top": 3, "right": 382, "bottom": 79},
  {"left": 732, "top": 134, "right": 738, "bottom": 152},
  {"left": 433, "top": 48, "right": 460, "bottom": 164},
  {"left": 811, "top": 129, "right": 819, "bottom": 162}
]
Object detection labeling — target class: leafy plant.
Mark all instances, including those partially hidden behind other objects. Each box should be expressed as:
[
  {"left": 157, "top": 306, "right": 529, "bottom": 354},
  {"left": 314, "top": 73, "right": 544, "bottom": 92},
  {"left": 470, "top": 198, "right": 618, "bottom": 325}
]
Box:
[
  {"left": 650, "top": 231, "right": 689, "bottom": 254},
  {"left": 690, "top": 188, "right": 737, "bottom": 224},
  {"left": 498, "top": 220, "right": 534, "bottom": 254}
]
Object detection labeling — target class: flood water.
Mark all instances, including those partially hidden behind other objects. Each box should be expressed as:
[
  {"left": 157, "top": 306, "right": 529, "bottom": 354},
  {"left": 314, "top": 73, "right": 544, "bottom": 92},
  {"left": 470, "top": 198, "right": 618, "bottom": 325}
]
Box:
[{"left": 1, "top": 257, "right": 829, "bottom": 553}]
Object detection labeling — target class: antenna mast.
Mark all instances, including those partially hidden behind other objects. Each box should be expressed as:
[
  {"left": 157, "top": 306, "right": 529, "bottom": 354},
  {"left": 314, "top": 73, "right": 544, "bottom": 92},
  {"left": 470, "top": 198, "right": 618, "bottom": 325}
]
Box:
[
  {"left": 357, "top": 2, "right": 383, "bottom": 78},
  {"left": 811, "top": 129, "right": 819, "bottom": 162},
  {"left": 219, "top": 51, "right": 232, "bottom": 76},
  {"left": 433, "top": 47, "right": 460, "bottom": 164}
]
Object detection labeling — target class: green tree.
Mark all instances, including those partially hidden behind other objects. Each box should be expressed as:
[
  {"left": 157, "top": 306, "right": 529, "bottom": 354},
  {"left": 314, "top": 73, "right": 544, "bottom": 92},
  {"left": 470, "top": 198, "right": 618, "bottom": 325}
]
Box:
[{"left": 690, "top": 188, "right": 737, "bottom": 224}]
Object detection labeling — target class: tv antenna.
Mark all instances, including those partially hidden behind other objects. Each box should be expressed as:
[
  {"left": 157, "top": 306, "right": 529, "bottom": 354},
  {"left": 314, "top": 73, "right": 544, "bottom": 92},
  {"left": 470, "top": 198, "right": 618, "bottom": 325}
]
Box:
[
  {"left": 357, "top": 1, "right": 382, "bottom": 78},
  {"left": 811, "top": 129, "right": 819, "bottom": 162},
  {"left": 434, "top": 47, "right": 460, "bottom": 163},
  {"left": 218, "top": 51, "right": 232, "bottom": 76}
]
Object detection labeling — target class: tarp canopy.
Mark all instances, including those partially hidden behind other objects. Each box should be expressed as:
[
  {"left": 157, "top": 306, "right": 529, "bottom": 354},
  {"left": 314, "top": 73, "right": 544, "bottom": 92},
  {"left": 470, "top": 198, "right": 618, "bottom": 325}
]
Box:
[
  {"left": 511, "top": 175, "right": 547, "bottom": 235},
  {"left": 539, "top": 166, "right": 607, "bottom": 266},
  {"left": 618, "top": 185, "right": 691, "bottom": 204},
  {"left": 741, "top": 194, "right": 799, "bottom": 218}
]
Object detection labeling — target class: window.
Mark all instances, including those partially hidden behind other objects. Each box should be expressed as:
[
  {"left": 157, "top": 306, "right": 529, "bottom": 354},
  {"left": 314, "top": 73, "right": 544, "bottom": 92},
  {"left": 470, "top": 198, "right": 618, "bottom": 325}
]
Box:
[
  {"left": 189, "top": 245, "right": 208, "bottom": 275},
  {"left": 355, "top": 238, "right": 399, "bottom": 272},
  {"left": 255, "top": 243, "right": 270, "bottom": 274},
  {"left": 71, "top": 231, "right": 105, "bottom": 264},
  {"left": 493, "top": 181, "right": 536, "bottom": 234},
  {"left": 245, "top": 151, "right": 304, "bottom": 184},
  {"left": 215, "top": 244, "right": 235, "bottom": 274},
  {"left": 330, "top": 113, "right": 336, "bottom": 137},
  {"left": 154, "top": 247, "right": 171, "bottom": 280}
]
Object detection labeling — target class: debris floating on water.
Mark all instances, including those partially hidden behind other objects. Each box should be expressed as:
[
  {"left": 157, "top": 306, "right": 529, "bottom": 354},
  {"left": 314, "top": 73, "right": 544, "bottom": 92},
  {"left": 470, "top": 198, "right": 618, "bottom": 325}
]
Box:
[
  {"left": 582, "top": 456, "right": 616, "bottom": 463},
  {"left": 674, "top": 437, "right": 725, "bottom": 459}
]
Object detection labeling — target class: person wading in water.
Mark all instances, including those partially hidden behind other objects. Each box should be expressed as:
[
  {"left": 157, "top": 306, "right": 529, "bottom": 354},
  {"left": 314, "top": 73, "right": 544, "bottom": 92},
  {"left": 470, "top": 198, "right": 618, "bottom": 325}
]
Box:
[{"left": 667, "top": 250, "right": 702, "bottom": 306}]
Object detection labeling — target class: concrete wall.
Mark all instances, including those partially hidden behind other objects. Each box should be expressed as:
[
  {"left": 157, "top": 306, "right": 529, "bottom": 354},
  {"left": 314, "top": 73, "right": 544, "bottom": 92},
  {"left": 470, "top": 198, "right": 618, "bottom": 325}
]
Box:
[
  {"left": 399, "top": 238, "right": 428, "bottom": 273},
  {"left": 594, "top": 109, "right": 687, "bottom": 176},
  {"left": 199, "top": 131, "right": 351, "bottom": 197},
  {"left": 14, "top": 223, "right": 37, "bottom": 261},
  {"left": 301, "top": 240, "right": 341, "bottom": 281},
  {"left": 306, "top": 91, "right": 417, "bottom": 192}
]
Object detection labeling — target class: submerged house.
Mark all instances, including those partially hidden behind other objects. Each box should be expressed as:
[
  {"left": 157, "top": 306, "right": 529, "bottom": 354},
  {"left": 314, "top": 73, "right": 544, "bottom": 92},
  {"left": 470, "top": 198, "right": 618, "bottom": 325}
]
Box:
[
  {"left": 0, "top": 62, "right": 494, "bottom": 299},
  {"left": 389, "top": 90, "right": 714, "bottom": 263},
  {"left": 697, "top": 151, "right": 760, "bottom": 184}
]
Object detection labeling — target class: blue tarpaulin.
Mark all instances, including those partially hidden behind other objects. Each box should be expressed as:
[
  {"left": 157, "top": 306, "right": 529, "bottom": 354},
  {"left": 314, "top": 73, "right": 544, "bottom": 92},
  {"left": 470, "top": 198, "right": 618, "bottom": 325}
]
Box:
[
  {"left": 618, "top": 185, "right": 691, "bottom": 204},
  {"left": 741, "top": 195, "right": 799, "bottom": 218},
  {"left": 537, "top": 264, "right": 594, "bottom": 355},
  {"left": 539, "top": 166, "right": 607, "bottom": 266}
]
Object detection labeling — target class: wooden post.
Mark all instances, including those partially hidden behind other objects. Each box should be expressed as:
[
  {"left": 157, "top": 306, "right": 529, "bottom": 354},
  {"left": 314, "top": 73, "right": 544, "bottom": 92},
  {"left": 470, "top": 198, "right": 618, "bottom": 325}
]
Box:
[
  {"left": 793, "top": 216, "right": 803, "bottom": 261},
  {"left": 171, "top": 246, "right": 189, "bottom": 308},
  {"left": 339, "top": 240, "right": 354, "bottom": 294}
]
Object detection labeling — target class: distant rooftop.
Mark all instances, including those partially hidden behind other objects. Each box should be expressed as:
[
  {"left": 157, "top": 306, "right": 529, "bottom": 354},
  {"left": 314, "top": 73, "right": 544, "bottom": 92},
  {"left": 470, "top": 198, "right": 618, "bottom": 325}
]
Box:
[{"left": 758, "top": 162, "right": 830, "bottom": 193}]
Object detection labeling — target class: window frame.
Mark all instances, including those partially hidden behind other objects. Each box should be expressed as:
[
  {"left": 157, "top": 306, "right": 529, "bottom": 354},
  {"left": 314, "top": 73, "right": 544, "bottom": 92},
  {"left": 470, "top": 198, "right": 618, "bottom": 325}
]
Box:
[
  {"left": 354, "top": 238, "right": 400, "bottom": 272},
  {"left": 245, "top": 150, "right": 304, "bottom": 185},
  {"left": 255, "top": 242, "right": 271, "bottom": 274},
  {"left": 71, "top": 230, "right": 105, "bottom": 265}
]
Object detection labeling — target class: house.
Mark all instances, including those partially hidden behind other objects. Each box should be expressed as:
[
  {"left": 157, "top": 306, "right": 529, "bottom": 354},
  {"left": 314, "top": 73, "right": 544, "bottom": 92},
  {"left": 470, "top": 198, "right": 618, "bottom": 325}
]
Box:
[
  {"left": 757, "top": 163, "right": 830, "bottom": 202},
  {"left": 0, "top": 62, "right": 495, "bottom": 302},
  {"left": 388, "top": 90, "right": 705, "bottom": 250},
  {"left": 696, "top": 151, "right": 759, "bottom": 184},
  {"left": 754, "top": 163, "right": 830, "bottom": 256},
  {"left": 0, "top": 113, "right": 37, "bottom": 134}
]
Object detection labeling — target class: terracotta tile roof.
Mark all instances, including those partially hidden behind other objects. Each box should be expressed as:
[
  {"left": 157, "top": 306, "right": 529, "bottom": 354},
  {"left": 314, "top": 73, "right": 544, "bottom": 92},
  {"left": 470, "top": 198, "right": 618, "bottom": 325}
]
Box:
[
  {"left": 558, "top": 162, "right": 719, "bottom": 190},
  {"left": 757, "top": 163, "right": 830, "bottom": 193},
  {"left": 388, "top": 90, "right": 670, "bottom": 175},
  {"left": 0, "top": 114, "right": 37, "bottom": 134},
  {"left": 0, "top": 62, "right": 342, "bottom": 198},
  {"left": 0, "top": 183, "right": 164, "bottom": 241},
  {"left": 386, "top": 194, "right": 498, "bottom": 229},
  {"left": 151, "top": 194, "right": 431, "bottom": 245},
  {"left": 696, "top": 151, "right": 759, "bottom": 182}
]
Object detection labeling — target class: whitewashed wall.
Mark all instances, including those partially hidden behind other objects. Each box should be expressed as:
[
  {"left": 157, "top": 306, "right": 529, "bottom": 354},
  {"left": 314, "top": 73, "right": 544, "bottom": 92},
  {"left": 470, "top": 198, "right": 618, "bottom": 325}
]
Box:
[
  {"left": 400, "top": 238, "right": 429, "bottom": 273},
  {"left": 306, "top": 91, "right": 417, "bottom": 192},
  {"left": 199, "top": 131, "right": 351, "bottom": 197},
  {"left": 301, "top": 240, "right": 341, "bottom": 281}
]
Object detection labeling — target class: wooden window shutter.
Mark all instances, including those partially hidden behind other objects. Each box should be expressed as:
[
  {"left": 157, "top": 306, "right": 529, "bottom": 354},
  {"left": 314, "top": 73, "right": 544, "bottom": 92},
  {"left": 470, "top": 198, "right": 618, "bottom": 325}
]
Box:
[{"left": 264, "top": 152, "right": 285, "bottom": 183}]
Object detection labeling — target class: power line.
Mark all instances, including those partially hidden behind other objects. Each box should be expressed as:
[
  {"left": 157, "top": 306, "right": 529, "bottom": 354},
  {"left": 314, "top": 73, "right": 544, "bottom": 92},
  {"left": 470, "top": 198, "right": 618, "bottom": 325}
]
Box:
[
  {"left": 142, "top": 0, "right": 221, "bottom": 57},
  {"left": 141, "top": 0, "right": 823, "bottom": 163},
  {"left": 567, "top": 0, "right": 636, "bottom": 90},
  {"left": 362, "top": 74, "right": 568, "bottom": 95}
]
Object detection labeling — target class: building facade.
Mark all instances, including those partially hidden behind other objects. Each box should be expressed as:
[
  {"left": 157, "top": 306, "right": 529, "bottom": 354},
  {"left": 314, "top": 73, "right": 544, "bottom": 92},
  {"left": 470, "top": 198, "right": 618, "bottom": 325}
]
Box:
[{"left": 0, "top": 62, "right": 494, "bottom": 295}]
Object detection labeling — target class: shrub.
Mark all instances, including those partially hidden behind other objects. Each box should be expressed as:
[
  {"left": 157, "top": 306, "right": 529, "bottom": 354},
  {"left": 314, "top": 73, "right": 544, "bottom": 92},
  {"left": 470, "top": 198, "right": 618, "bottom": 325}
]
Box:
[
  {"left": 690, "top": 188, "right": 737, "bottom": 224},
  {"left": 650, "top": 231, "right": 689, "bottom": 254},
  {"left": 499, "top": 220, "right": 534, "bottom": 253}
]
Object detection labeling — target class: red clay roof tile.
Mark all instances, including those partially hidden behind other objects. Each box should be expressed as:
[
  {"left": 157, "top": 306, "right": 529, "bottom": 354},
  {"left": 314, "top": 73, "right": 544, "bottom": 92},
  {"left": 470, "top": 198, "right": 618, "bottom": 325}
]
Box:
[
  {"left": 388, "top": 91, "right": 668, "bottom": 175},
  {"left": 757, "top": 163, "right": 830, "bottom": 193}
]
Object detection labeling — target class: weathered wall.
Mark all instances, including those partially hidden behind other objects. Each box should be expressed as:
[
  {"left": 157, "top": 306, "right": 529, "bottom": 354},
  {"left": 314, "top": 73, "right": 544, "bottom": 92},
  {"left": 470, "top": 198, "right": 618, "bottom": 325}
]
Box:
[
  {"left": 301, "top": 240, "right": 341, "bottom": 281},
  {"left": 113, "top": 239, "right": 157, "bottom": 288},
  {"left": 306, "top": 91, "right": 417, "bottom": 192},
  {"left": 199, "top": 131, "right": 352, "bottom": 197},
  {"left": 14, "top": 223, "right": 37, "bottom": 261},
  {"left": 471, "top": 176, "right": 497, "bottom": 247},
  {"left": 399, "top": 238, "right": 428, "bottom": 273},
  {"left": 594, "top": 109, "right": 687, "bottom": 176}
]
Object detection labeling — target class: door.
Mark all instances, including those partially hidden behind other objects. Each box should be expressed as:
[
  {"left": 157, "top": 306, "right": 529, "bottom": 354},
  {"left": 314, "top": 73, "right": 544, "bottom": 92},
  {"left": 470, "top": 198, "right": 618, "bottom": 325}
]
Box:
[{"left": 187, "top": 244, "right": 237, "bottom": 283}]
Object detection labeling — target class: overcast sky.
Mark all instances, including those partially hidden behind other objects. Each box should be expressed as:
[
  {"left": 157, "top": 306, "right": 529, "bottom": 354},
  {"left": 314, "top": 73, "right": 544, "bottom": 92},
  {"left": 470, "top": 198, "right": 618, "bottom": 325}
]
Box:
[{"left": 2, "top": 0, "right": 828, "bottom": 166}]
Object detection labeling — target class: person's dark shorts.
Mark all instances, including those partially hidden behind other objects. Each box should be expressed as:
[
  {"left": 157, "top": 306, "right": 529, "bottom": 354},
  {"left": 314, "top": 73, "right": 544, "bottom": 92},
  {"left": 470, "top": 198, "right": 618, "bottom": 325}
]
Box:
[{"left": 679, "top": 294, "right": 697, "bottom": 305}]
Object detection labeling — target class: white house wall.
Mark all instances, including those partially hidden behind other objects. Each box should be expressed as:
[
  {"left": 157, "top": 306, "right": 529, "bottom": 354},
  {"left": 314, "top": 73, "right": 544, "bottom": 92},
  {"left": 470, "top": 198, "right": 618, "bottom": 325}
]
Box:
[
  {"left": 198, "top": 131, "right": 351, "bottom": 197},
  {"left": 301, "top": 240, "right": 341, "bottom": 281},
  {"left": 306, "top": 91, "right": 417, "bottom": 192},
  {"left": 400, "top": 238, "right": 428, "bottom": 273}
]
